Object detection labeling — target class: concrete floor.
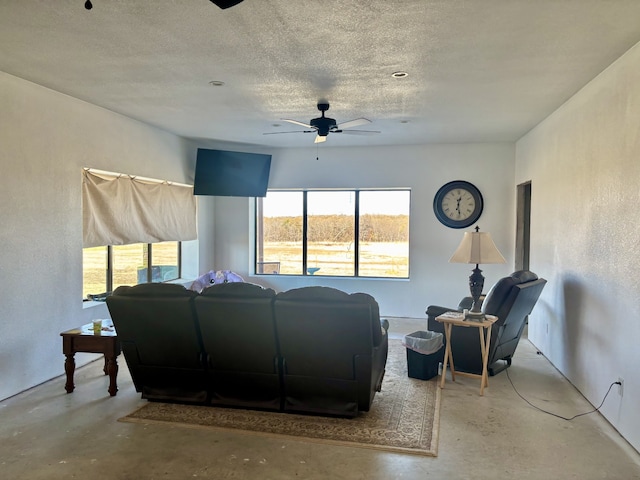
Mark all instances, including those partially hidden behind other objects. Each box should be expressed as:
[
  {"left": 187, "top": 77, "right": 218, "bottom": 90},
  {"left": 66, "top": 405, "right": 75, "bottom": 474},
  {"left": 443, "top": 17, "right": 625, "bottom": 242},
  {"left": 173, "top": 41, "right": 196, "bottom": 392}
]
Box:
[{"left": 2, "top": 317, "right": 639, "bottom": 480}]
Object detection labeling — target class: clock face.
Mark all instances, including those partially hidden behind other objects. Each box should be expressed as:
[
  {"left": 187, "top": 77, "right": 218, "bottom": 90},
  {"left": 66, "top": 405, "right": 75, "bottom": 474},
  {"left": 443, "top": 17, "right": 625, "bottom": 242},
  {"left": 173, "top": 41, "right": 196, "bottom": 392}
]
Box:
[
  {"left": 441, "top": 188, "right": 476, "bottom": 221},
  {"left": 433, "top": 181, "right": 483, "bottom": 228}
]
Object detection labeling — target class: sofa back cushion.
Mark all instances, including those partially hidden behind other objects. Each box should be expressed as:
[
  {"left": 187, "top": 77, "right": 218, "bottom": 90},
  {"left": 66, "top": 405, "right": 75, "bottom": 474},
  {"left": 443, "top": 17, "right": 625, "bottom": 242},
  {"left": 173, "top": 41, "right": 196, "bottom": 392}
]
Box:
[
  {"left": 194, "top": 282, "right": 278, "bottom": 373},
  {"left": 274, "top": 286, "right": 378, "bottom": 379},
  {"left": 481, "top": 270, "right": 539, "bottom": 319},
  {"left": 106, "top": 283, "right": 202, "bottom": 368},
  {"left": 275, "top": 286, "right": 382, "bottom": 346}
]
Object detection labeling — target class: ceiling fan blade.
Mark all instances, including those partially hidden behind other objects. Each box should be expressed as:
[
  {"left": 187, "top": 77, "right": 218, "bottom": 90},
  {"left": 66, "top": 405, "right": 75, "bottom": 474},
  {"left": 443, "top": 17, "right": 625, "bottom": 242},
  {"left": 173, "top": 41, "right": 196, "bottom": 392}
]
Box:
[
  {"left": 337, "top": 129, "right": 381, "bottom": 136},
  {"left": 282, "top": 118, "right": 313, "bottom": 128},
  {"left": 337, "top": 118, "right": 371, "bottom": 130},
  {"left": 263, "top": 130, "right": 315, "bottom": 135},
  {"left": 314, "top": 135, "right": 327, "bottom": 144}
]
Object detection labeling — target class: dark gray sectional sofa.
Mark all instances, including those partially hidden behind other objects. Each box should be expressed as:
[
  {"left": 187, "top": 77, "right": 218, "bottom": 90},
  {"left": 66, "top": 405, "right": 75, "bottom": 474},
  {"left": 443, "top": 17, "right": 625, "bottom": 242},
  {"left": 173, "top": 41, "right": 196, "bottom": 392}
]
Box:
[{"left": 106, "top": 282, "right": 388, "bottom": 417}]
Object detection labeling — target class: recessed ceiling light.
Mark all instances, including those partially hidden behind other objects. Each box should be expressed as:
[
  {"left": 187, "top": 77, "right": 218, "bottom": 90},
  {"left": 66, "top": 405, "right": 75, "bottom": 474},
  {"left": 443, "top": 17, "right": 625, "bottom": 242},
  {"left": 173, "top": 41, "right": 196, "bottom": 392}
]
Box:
[
  {"left": 208, "top": 80, "right": 225, "bottom": 86},
  {"left": 391, "top": 71, "right": 408, "bottom": 78}
]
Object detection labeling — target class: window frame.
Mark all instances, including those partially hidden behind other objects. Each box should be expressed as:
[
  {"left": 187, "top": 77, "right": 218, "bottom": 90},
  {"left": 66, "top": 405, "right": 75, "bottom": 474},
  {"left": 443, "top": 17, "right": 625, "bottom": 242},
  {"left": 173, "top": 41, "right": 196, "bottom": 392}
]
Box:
[{"left": 255, "top": 189, "right": 410, "bottom": 279}]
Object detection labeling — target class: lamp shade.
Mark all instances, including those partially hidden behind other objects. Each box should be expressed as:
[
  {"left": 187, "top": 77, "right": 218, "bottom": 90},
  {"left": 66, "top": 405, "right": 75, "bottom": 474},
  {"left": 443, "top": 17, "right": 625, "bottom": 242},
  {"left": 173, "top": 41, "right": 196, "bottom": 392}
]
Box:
[{"left": 449, "top": 230, "right": 506, "bottom": 265}]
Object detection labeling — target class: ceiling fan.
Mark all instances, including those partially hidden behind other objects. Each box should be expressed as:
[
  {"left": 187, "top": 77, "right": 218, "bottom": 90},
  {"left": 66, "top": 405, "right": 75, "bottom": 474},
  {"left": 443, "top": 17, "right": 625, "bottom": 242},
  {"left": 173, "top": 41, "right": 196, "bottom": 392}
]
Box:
[
  {"left": 84, "top": 0, "right": 244, "bottom": 10},
  {"left": 264, "top": 102, "right": 380, "bottom": 143},
  {"left": 209, "top": 0, "right": 244, "bottom": 8}
]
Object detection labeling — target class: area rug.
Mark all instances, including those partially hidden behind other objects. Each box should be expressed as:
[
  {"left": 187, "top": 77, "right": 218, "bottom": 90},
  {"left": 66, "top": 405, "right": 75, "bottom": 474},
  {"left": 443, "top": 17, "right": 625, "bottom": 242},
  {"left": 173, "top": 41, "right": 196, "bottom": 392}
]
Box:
[{"left": 119, "top": 339, "right": 441, "bottom": 456}]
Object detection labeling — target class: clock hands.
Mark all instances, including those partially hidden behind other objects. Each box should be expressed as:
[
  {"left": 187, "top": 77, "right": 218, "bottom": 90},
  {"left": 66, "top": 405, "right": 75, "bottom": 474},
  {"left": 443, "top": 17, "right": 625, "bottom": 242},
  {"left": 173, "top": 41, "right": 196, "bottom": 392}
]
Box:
[{"left": 442, "top": 191, "right": 475, "bottom": 219}]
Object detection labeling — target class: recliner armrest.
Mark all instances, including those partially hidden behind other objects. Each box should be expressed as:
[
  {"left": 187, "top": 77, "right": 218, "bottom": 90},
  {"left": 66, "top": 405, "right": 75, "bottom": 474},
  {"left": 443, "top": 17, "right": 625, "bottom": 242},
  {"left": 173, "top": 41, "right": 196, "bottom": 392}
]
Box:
[
  {"left": 457, "top": 294, "right": 486, "bottom": 311},
  {"left": 457, "top": 297, "right": 474, "bottom": 310},
  {"left": 458, "top": 293, "right": 487, "bottom": 311},
  {"left": 425, "top": 304, "right": 459, "bottom": 319},
  {"left": 380, "top": 318, "right": 389, "bottom": 332}
]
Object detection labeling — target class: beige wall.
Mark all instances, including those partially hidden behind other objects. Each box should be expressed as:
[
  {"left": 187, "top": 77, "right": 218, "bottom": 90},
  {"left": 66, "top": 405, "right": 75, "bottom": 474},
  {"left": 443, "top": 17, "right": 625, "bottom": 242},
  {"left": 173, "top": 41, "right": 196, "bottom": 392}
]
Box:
[
  {"left": 516, "top": 42, "right": 640, "bottom": 451},
  {"left": 0, "top": 72, "right": 198, "bottom": 400}
]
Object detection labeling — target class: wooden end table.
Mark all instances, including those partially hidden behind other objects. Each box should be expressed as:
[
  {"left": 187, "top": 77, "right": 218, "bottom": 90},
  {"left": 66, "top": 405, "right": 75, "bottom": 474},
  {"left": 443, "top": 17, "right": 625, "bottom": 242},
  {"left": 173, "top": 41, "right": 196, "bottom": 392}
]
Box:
[
  {"left": 60, "top": 320, "right": 120, "bottom": 396},
  {"left": 435, "top": 312, "right": 498, "bottom": 396}
]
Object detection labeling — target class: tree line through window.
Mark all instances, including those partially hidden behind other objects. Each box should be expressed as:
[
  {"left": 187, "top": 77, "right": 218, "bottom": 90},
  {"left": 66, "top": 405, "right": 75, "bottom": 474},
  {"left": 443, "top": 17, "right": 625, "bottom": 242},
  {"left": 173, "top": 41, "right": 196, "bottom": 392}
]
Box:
[{"left": 256, "top": 190, "right": 410, "bottom": 278}]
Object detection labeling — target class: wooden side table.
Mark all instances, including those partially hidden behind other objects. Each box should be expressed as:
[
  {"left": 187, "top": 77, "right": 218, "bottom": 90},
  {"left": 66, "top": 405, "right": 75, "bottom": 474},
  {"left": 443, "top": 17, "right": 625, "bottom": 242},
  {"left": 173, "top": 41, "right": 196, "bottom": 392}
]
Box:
[
  {"left": 435, "top": 312, "right": 498, "bottom": 396},
  {"left": 60, "top": 320, "right": 120, "bottom": 397}
]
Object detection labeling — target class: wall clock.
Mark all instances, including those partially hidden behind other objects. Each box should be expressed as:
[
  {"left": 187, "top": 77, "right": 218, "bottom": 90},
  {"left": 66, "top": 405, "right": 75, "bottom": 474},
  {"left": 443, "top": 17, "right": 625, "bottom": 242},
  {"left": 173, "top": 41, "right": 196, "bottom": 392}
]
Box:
[{"left": 433, "top": 180, "right": 484, "bottom": 229}]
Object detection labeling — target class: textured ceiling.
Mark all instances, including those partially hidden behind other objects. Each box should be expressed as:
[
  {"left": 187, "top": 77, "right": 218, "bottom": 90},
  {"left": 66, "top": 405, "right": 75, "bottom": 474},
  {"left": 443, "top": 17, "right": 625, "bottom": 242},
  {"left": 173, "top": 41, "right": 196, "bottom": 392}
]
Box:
[{"left": 2, "top": 1, "right": 640, "bottom": 148}]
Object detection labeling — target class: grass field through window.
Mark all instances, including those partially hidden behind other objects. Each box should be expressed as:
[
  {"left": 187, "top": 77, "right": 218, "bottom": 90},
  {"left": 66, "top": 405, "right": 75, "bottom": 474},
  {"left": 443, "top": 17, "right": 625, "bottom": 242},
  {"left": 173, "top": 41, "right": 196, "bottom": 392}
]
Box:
[
  {"left": 82, "top": 242, "right": 178, "bottom": 298},
  {"left": 262, "top": 241, "right": 409, "bottom": 277},
  {"left": 84, "top": 239, "right": 408, "bottom": 299}
]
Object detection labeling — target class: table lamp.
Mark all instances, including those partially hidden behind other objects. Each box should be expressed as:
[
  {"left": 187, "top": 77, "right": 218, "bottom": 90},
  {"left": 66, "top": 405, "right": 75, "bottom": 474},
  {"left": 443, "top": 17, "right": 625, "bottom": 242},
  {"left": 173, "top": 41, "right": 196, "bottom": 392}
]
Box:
[{"left": 449, "top": 226, "right": 506, "bottom": 317}]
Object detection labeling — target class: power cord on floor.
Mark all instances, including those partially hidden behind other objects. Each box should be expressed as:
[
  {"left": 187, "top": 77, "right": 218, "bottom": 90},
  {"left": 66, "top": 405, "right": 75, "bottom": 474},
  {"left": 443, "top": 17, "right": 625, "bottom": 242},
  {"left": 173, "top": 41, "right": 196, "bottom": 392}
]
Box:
[{"left": 505, "top": 367, "right": 620, "bottom": 421}]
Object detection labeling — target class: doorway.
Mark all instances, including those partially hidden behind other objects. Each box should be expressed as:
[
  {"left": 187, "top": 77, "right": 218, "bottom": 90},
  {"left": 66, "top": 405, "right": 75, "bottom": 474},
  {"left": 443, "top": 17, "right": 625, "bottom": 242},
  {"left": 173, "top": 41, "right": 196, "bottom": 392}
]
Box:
[{"left": 515, "top": 182, "right": 531, "bottom": 271}]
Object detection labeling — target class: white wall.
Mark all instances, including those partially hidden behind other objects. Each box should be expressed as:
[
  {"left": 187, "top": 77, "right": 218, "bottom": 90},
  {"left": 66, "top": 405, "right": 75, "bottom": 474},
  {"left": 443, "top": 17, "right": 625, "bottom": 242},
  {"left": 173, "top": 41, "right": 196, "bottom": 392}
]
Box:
[
  {"left": 209, "top": 143, "right": 516, "bottom": 318},
  {"left": 516, "top": 43, "right": 640, "bottom": 452},
  {"left": 0, "top": 72, "right": 197, "bottom": 401}
]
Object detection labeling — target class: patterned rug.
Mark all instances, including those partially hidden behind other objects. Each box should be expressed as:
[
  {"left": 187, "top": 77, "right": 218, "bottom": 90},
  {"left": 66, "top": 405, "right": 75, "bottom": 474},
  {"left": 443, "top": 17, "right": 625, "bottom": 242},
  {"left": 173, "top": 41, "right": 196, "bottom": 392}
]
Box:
[{"left": 119, "top": 339, "right": 441, "bottom": 456}]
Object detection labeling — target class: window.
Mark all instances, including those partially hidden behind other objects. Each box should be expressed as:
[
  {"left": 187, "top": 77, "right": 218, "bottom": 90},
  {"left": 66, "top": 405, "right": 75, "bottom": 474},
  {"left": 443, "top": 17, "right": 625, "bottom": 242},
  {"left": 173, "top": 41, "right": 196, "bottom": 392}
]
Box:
[
  {"left": 83, "top": 246, "right": 108, "bottom": 298},
  {"left": 82, "top": 241, "right": 180, "bottom": 299},
  {"left": 82, "top": 168, "right": 192, "bottom": 300},
  {"left": 256, "top": 190, "right": 410, "bottom": 278}
]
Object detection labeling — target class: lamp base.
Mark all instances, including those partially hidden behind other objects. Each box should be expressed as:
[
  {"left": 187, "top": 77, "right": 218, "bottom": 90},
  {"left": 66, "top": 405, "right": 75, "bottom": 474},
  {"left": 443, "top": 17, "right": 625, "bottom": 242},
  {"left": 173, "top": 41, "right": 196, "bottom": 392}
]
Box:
[
  {"left": 468, "top": 264, "right": 485, "bottom": 314},
  {"left": 465, "top": 310, "right": 485, "bottom": 321}
]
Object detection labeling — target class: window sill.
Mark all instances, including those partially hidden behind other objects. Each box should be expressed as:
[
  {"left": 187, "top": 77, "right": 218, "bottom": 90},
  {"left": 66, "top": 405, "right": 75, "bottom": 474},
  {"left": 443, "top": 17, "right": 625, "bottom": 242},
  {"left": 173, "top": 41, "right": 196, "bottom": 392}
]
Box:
[
  {"left": 250, "top": 274, "right": 410, "bottom": 281},
  {"left": 82, "top": 278, "right": 195, "bottom": 307},
  {"left": 83, "top": 300, "right": 107, "bottom": 309}
]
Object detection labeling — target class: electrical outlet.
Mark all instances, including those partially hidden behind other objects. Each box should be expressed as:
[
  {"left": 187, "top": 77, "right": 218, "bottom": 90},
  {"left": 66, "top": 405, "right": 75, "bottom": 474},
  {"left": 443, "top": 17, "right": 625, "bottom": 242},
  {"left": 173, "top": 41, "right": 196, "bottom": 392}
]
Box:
[{"left": 617, "top": 377, "right": 624, "bottom": 396}]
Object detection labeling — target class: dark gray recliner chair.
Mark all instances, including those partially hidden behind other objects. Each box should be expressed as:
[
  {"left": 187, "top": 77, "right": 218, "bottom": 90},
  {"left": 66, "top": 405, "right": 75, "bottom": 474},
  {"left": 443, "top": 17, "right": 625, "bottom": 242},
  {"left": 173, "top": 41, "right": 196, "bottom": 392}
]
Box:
[
  {"left": 273, "top": 286, "right": 389, "bottom": 417},
  {"left": 426, "top": 270, "right": 546, "bottom": 376},
  {"left": 106, "top": 283, "right": 209, "bottom": 403},
  {"left": 194, "top": 282, "right": 281, "bottom": 411}
]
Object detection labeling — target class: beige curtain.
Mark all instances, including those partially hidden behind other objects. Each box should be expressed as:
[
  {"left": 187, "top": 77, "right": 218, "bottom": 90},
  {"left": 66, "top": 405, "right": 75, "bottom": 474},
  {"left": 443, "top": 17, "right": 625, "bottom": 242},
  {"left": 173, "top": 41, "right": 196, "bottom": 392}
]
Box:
[{"left": 82, "top": 169, "right": 197, "bottom": 248}]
